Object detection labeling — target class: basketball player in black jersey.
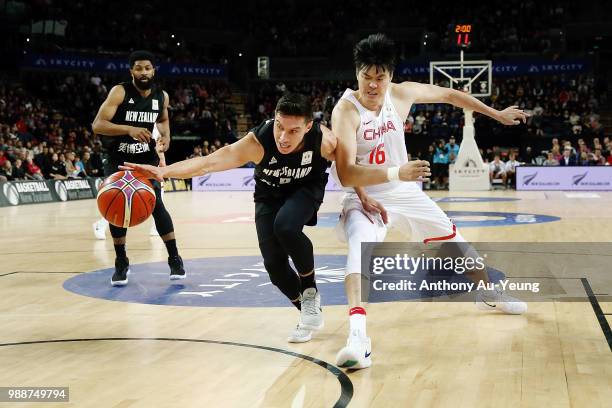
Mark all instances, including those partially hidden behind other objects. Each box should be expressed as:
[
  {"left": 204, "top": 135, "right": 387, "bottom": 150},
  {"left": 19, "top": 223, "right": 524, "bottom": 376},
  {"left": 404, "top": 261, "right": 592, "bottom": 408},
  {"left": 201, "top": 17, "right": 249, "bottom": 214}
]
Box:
[
  {"left": 121, "top": 93, "right": 395, "bottom": 342},
  {"left": 92, "top": 50, "right": 185, "bottom": 286}
]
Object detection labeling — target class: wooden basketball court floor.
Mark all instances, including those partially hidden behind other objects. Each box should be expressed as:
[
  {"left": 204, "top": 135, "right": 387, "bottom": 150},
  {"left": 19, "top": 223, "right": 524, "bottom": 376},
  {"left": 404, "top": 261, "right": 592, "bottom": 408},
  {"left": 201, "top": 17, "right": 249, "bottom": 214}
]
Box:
[{"left": 1, "top": 189, "right": 611, "bottom": 407}]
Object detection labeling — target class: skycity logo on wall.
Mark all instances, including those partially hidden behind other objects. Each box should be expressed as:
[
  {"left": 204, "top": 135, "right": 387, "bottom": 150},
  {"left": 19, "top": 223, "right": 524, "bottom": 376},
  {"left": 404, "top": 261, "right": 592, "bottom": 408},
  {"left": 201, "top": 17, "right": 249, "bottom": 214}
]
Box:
[
  {"left": 572, "top": 171, "right": 610, "bottom": 187},
  {"left": 528, "top": 63, "right": 584, "bottom": 73},
  {"left": 398, "top": 59, "right": 589, "bottom": 77},
  {"left": 521, "top": 172, "right": 560, "bottom": 187},
  {"left": 24, "top": 54, "right": 227, "bottom": 78}
]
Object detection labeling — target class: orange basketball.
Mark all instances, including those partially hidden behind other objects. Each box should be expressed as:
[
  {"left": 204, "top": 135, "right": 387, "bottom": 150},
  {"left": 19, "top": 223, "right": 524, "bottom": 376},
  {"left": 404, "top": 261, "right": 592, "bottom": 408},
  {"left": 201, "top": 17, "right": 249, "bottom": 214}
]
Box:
[{"left": 97, "top": 170, "right": 156, "bottom": 228}]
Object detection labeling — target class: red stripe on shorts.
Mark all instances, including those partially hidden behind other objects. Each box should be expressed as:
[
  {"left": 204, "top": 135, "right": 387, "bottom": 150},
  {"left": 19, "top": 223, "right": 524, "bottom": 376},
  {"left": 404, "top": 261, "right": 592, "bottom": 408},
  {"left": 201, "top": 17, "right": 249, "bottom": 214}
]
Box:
[{"left": 423, "top": 224, "right": 457, "bottom": 244}]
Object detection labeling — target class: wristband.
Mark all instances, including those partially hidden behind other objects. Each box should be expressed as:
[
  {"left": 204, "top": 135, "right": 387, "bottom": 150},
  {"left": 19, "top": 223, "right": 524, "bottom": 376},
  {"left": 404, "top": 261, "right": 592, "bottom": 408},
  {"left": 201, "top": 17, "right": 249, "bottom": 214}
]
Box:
[{"left": 386, "top": 166, "right": 400, "bottom": 181}]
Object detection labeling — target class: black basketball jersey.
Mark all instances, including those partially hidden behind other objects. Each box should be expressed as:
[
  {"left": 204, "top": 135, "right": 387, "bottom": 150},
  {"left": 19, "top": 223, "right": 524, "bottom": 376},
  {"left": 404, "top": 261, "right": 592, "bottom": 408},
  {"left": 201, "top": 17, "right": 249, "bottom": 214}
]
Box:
[
  {"left": 102, "top": 81, "right": 164, "bottom": 166},
  {"left": 253, "top": 119, "right": 329, "bottom": 202}
]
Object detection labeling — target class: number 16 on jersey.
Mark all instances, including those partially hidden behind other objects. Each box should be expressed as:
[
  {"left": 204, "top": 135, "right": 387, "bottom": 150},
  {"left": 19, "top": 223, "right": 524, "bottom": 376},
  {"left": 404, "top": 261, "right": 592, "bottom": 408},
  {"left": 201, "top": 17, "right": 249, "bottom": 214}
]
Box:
[{"left": 368, "top": 143, "right": 386, "bottom": 164}]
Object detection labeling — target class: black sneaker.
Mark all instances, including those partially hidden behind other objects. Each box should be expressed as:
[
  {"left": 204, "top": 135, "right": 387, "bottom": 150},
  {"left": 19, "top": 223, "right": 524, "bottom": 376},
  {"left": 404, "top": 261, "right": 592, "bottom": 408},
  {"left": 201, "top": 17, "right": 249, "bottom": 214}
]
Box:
[
  {"left": 169, "top": 255, "right": 186, "bottom": 281},
  {"left": 111, "top": 257, "right": 130, "bottom": 286}
]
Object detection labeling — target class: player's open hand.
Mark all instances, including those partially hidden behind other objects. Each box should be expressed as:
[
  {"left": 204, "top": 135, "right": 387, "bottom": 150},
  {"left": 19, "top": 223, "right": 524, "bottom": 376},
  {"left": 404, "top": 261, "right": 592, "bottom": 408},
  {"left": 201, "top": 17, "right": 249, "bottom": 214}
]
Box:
[
  {"left": 399, "top": 160, "right": 431, "bottom": 182},
  {"left": 497, "top": 106, "right": 529, "bottom": 125},
  {"left": 128, "top": 127, "right": 152, "bottom": 143},
  {"left": 359, "top": 195, "right": 388, "bottom": 224},
  {"left": 119, "top": 162, "right": 165, "bottom": 182}
]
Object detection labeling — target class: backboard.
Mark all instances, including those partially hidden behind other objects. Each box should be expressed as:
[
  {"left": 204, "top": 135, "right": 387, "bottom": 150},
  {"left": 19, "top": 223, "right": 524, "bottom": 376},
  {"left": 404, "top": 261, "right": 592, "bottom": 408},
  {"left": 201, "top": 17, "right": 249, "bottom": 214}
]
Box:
[{"left": 429, "top": 52, "right": 492, "bottom": 97}]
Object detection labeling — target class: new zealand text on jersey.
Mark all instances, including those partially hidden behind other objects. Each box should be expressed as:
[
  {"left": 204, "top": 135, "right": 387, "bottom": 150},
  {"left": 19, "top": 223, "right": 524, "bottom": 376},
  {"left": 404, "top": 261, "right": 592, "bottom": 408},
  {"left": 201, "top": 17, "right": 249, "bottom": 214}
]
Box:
[
  {"left": 364, "top": 120, "right": 397, "bottom": 140},
  {"left": 262, "top": 166, "right": 312, "bottom": 180},
  {"left": 125, "top": 111, "right": 159, "bottom": 123}
]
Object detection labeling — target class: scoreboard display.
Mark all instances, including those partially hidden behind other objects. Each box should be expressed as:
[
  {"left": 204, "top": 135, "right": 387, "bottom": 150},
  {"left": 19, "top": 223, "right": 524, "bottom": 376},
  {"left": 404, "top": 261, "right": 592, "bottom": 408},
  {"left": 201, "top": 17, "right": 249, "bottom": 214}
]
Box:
[{"left": 453, "top": 24, "right": 473, "bottom": 48}]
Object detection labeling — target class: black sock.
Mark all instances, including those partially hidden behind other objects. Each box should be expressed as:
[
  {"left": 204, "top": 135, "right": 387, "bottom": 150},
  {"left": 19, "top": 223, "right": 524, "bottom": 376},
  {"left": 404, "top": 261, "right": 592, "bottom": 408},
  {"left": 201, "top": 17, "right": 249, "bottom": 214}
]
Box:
[
  {"left": 291, "top": 298, "right": 301, "bottom": 310},
  {"left": 164, "top": 239, "right": 179, "bottom": 258},
  {"left": 114, "top": 244, "right": 127, "bottom": 259},
  {"left": 299, "top": 270, "right": 317, "bottom": 291}
]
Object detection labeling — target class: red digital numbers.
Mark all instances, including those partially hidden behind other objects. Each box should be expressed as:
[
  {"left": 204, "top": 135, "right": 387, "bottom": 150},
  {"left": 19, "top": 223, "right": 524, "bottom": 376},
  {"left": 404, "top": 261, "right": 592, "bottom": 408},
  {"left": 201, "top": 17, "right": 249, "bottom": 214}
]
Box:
[
  {"left": 454, "top": 24, "right": 472, "bottom": 46},
  {"left": 369, "top": 143, "right": 386, "bottom": 165}
]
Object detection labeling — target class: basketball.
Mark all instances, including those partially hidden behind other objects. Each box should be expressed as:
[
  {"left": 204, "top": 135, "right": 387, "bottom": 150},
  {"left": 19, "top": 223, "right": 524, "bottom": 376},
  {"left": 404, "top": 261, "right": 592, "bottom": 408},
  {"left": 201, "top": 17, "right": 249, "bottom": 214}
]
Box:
[{"left": 96, "top": 170, "right": 156, "bottom": 228}]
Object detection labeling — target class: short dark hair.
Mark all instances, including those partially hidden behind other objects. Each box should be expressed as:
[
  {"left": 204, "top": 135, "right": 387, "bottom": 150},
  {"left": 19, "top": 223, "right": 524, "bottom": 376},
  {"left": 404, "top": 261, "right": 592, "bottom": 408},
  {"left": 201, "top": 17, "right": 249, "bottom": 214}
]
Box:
[
  {"left": 275, "top": 93, "right": 312, "bottom": 121},
  {"left": 128, "top": 50, "right": 156, "bottom": 67},
  {"left": 353, "top": 33, "right": 396, "bottom": 74}
]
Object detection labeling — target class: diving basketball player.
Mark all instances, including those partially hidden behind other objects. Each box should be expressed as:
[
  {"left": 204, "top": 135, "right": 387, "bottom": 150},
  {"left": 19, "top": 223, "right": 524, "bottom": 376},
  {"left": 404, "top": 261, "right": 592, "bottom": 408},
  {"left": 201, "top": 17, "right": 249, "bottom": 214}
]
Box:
[{"left": 121, "top": 93, "right": 430, "bottom": 342}]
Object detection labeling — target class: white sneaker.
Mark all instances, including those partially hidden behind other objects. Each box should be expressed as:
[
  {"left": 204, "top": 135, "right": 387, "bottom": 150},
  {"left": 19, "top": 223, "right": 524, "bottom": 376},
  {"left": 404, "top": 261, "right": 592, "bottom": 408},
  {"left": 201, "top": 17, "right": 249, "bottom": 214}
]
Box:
[
  {"left": 93, "top": 219, "right": 108, "bottom": 240},
  {"left": 149, "top": 224, "right": 159, "bottom": 236},
  {"left": 476, "top": 286, "right": 528, "bottom": 315},
  {"left": 287, "top": 323, "right": 312, "bottom": 343},
  {"left": 336, "top": 331, "right": 372, "bottom": 369},
  {"left": 300, "top": 287, "right": 323, "bottom": 330}
]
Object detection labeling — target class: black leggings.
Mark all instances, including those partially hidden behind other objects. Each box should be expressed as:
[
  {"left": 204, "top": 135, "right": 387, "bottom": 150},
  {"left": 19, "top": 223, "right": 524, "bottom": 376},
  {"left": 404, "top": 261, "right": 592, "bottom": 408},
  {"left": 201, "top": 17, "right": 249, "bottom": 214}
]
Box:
[
  {"left": 109, "top": 181, "right": 174, "bottom": 238},
  {"left": 255, "top": 188, "right": 319, "bottom": 301}
]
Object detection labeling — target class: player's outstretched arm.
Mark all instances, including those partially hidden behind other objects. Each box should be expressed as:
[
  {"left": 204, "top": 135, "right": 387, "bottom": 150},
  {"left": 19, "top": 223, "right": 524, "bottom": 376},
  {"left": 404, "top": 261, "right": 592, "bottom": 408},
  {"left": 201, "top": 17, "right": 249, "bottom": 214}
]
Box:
[
  {"left": 120, "top": 133, "right": 264, "bottom": 181},
  {"left": 395, "top": 82, "right": 529, "bottom": 125},
  {"left": 92, "top": 85, "right": 152, "bottom": 143},
  {"left": 332, "top": 101, "right": 430, "bottom": 187}
]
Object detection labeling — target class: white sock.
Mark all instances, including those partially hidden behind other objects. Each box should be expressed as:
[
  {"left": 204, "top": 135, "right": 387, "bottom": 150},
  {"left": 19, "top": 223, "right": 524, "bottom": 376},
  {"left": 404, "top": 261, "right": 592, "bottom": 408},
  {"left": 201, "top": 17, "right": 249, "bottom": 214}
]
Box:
[{"left": 349, "top": 307, "right": 367, "bottom": 337}]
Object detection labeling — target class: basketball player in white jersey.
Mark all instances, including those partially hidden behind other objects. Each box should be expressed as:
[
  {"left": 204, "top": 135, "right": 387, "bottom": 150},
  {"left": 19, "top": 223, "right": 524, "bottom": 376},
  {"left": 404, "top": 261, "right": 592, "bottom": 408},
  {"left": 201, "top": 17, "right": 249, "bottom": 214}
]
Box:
[{"left": 332, "top": 33, "right": 529, "bottom": 369}]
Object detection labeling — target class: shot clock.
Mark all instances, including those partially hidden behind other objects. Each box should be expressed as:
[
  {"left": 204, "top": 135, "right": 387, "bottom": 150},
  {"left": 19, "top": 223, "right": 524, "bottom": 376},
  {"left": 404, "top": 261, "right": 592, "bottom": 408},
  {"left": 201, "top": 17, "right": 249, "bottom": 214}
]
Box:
[{"left": 453, "top": 24, "right": 473, "bottom": 48}]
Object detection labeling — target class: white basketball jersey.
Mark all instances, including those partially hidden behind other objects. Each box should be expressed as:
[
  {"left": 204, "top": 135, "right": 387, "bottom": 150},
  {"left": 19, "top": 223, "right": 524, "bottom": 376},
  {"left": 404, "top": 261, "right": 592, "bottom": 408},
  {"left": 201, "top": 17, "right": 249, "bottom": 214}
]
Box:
[{"left": 332, "top": 88, "right": 409, "bottom": 193}]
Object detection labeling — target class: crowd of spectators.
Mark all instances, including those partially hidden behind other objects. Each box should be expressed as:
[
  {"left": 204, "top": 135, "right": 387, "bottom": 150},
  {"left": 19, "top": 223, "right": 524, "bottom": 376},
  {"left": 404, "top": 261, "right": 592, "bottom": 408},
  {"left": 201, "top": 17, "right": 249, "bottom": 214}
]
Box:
[
  {"left": 18, "top": 0, "right": 590, "bottom": 61},
  {"left": 250, "top": 73, "right": 606, "bottom": 141},
  {"left": 0, "top": 73, "right": 234, "bottom": 181},
  {"left": 421, "top": 134, "right": 612, "bottom": 190},
  {"left": 1, "top": 69, "right": 609, "bottom": 188}
]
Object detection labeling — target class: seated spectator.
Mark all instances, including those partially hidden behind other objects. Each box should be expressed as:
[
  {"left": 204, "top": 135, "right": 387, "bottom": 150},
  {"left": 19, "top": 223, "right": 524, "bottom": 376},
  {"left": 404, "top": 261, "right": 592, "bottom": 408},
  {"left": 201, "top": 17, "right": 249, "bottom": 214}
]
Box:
[
  {"left": 578, "top": 151, "right": 591, "bottom": 166},
  {"left": 89, "top": 143, "right": 104, "bottom": 177},
  {"left": 49, "top": 153, "right": 67, "bottom": 180},
  {"left": 551, "top": 145, "right": 562, "bottom": 162},
  {"left": 73, "top": 154, "right": 87, "bottom": 177},
  {"left": 543, "top": 152, "right": 559, "bottom": 166},
  {"left": 12, "top": 159, "right": 27, "bottom": 180},
  {"left": 505, "top": 153, "right": 520, "bottom": 188},
  {"left": 445, "top": 136, "right": 460, "bottom": 158},
  {"left": 591, "top": 148, "right": 604, "bottom": 166},
  {"left": 489, "top": 155, "right": 507, "bottom": 186},
  {"left": 432, "top": 140, "right": 449, "bottom": 189},
  {"left": 559, "top": 147, "right": 577, "bottom": 166},
  {"left": 25, "top": 155, "right": 44, "bottom": 180},
  {"left": 521, "top": 146, "right": 536, "bottom": 164},
  {"left": 0, "top": 161, "right": 14, "bottom": 181}
]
